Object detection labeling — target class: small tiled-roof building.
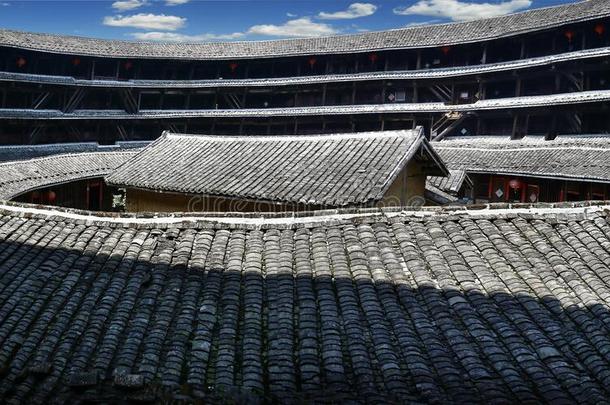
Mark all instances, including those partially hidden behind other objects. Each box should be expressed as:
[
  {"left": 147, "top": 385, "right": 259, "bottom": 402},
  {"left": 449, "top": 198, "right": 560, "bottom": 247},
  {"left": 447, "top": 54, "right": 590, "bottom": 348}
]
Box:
[
  {"left": 433, "top": 135, "right": 610, "bottom": 203},
  {"left": 107, "top": 129, "right": 447, "bottom": 212},
  {"left": 0, "top": 201, "right": 609, "bottom": 403},
  {"left": 0, "top": 151, "right": 137, "bottom": 211}
]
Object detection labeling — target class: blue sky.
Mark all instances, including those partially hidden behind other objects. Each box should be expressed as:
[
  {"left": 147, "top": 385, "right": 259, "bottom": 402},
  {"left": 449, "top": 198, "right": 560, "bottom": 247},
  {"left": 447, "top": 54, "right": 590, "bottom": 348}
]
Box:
[{"left": 0, "top": 0, "right": 577, "bottom": 42}]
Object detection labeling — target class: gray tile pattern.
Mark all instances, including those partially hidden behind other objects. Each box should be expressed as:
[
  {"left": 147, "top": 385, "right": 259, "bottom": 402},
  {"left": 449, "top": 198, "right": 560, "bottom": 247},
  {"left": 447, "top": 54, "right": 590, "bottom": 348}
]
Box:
[
  {"left": 433, "top": 135, "right": 610, "bottom": 183},
  {"left": 0, "top": 151, "right": 138, "bottom": 199},
  {"left": 106, "top": 130, "right": 436, "bottom": 206},
  {"left": 428, "top": 169, "right": 469, "bottom": 193},
  {"left": 0, "top": 0, "right": 607, "bottom": 59},
  {"left": 0, "top": 142, "right": 148, "bottom": 163},
  {"left": 0, "top": 202, "right": 608, "bottom": 403}
]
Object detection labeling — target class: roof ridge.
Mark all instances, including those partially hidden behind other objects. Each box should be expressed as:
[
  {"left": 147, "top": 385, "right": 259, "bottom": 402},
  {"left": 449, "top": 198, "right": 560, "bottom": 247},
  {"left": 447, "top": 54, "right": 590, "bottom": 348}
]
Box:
[
  {"left": 0, "top": 0, "right": 606, "bottom": 59},
  {"left": 0, "top": 150, "right": 138, "bottom": 168},
  {"left": 0, "top": 0, "right": 594, "bottom": 47},
  {"left": 0, "top": 200, "right": 607, "bottom": 228},
  {"left": 164, "top": 129, "right": 420, "bottom": 142}
]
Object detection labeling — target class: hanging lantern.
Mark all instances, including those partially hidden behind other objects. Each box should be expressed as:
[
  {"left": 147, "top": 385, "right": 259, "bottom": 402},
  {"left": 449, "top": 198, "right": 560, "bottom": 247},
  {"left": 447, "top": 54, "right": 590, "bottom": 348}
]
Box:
[
  {"left": 441, "top": 46, "right": 451, "bottom": 55},
  {"left": 595, "top": 24, "right": 605, "bottom": 36},
  {"left": 16, "top": 57, "right": 26, "bottom": 68},
  {"left": 368, "top": 53, "right": 378, "bottom": 63},
  {"left": 564, "top": 29, "right": 574, "bottom": 42},
  {"left": 124, "top": 61, "right": 133, "bottom": 70},
  {"left": 308, "top": 57, "right": 317, "bottom": 68},
  {"left": 229, "top": 62, "right": 238, "bottom": 72},
  {"left": 31, "top": 191, "right": 40, "bottom": 199},
  {"left": 72, "top": 57, "right": 81, "bottom": 66},
  {"left": 47, "top": 190, "right": 57, "bottom": 203},
  {"left": 509, "top": 179, "right": 522, "bottom": 189}
]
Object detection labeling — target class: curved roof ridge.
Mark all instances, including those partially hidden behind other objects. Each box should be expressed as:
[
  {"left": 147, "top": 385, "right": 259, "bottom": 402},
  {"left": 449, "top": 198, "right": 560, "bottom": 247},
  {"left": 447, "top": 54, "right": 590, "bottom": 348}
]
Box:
[
  {"left": 0, "top": 1, "right": 591, "bottom": 47},
  {"left": 0, "top": 0, "right": 607, "bottom": 59},
  {"left": 0, "top": 200, "right": 606, "bottom": 227}
]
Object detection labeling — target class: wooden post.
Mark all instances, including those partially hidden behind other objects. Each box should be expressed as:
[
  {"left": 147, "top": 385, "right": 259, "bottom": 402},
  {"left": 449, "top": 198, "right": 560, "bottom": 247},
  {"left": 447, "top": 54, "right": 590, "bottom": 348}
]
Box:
[
  {"left": 511, "top": 114, "right": 519, "bottom": 139},
  {"left": 520, "top": 38, "right": 526, "bottom": 59},
  {"left": 322, "top": 84, "right": 327, "bottom": 106},
  {"left": 487, "top": 175, "right": 493, "bottom": 200},
  {"left": 476, "top": 78, "right": 485, "bottom": 101}
]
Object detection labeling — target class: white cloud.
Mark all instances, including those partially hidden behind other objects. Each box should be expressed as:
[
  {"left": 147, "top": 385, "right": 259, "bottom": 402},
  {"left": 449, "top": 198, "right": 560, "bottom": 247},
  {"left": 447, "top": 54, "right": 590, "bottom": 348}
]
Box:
[
  {"left": 131, "top": 31, "right": 245, "bottom": 42},
  {"left": 286, "top": 12, "right": 297, "bottom": 17},
  {"left": 1, "top": 2, "right": 9, "bottom": 5},
  {"left": 318, "top": 3, "right": 377, "bottom": 20},
  {"left": 247, "top": 17, "right": 338, "bottom": 38},
  {"left": 126, "top": 15, "right": 341, "bottom": 42},
  {"left": 166, "top": 0, "right": 189, "bottom": 5},
  {"left": 393, "top": 0, "right": 531, "bottom": 22},
  {"left": 111, "top": 0, "right": 147, "bottom": 11},
  {"left": 103, "top": 13, "right": 186, "bottom": 30}
]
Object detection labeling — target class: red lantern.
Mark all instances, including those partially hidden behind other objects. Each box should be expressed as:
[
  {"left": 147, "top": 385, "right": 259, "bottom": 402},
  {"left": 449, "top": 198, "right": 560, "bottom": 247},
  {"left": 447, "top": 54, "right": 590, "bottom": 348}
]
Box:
[
  {"left": 124, "top": 61, "right": 133, "bottom": 70},
  {"left": 441, "top": 46, "right": 451, "bottom": 55},
  {"left": 595, "top": 24, "right": 605, "bottom": 36},
  {"left": 564, "top": 30, "right": 574, "bottom": 42},
  {"left": 72, "top": 57, "right": 81, "bottom": 66},
  {"left": 31, "top": 191, "right": 40, "bottom": 199},
  {"left": 368, "top": 53, "right": 378, "bottom": 63},
  {"left": 308, "top": 57, "right": 317, "bottom": 68},
  {"left": 47, "top": 190, "right": 57, "bottom": 203},
  {"left": 16, "top": 57, "right": 26, "bottom": 68},
  {"left": 229, "top": 62, "right": 238, "bottom": 72},
  {"left": 509, "top": 179, "right": 522, "bottom": 189}
]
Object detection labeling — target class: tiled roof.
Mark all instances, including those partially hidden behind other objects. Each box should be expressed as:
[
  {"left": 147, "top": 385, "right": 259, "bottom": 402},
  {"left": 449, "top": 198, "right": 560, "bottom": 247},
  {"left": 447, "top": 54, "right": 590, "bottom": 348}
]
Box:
[
  {"left": 0, "top": 201, "right": 609, "bottom": 403},
  {"left": 428, "top": 169, "right": 472, "bottom": 194},
  {"left": 0, "top": 151, "right": 138, "bottom": 199},
  {"left": 425, "top": 182, "right": 460, "bottom": 204},
  {"left": 3, "top": 45, "right": 610, "bottom": 88},
  {"left": 2, "top": 89, "right": 610, "bottom": 121},
  {"left": 434, "top": 135, "right": 610, "bottom": 183},
  {"left": 107, "top": 129, "right": 445, "bottom": 206},
  {"left": 0, "top": 1, "right": 608, "bottom": 59},
  {"left": 0, "top": 141, "right": 148, "bottom": 163}
]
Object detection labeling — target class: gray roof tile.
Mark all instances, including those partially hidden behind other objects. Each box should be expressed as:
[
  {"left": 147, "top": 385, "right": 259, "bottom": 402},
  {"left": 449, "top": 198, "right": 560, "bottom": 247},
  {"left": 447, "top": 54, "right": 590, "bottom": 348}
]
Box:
[
  {"left": 106, "top": 129, "right": 443, "bottom": 206},
  {"left": 0, "top": 142, "right": 148, "bottom": 162},
  {"left": 0, "top": 151, "right": 138, "bottom": 199},
  {"left": 434, "top": 135, "right": 610, "bottom": 183},
  {"left": 0, "top": 0, "right": 608, "bottom": 59},
  {"left": 0, "top": 202, "right": 608, "bottom": 402}
]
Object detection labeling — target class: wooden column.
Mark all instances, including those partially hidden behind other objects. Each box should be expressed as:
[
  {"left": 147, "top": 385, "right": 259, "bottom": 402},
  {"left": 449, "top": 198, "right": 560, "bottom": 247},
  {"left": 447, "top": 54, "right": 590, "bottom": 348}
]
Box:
[{"left": 322, "top": 84, "right": 327, "bottom": 106}]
